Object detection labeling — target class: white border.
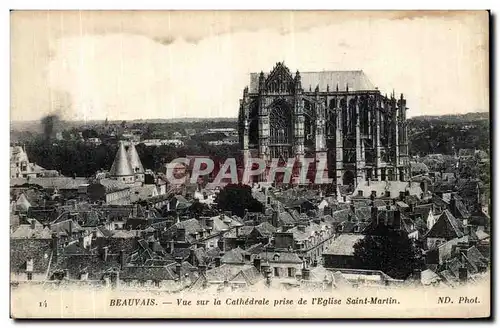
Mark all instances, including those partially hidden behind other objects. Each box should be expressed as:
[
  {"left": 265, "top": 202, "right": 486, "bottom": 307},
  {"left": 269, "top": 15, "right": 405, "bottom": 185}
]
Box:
[{"left": 2, "top": 1, "right": 498, "bottom": 326}]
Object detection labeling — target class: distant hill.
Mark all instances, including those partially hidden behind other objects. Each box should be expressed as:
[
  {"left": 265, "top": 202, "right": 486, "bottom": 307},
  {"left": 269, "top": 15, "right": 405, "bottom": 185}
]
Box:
[
  {"left": 408, "top": 112, "right": 490, "bottom": 156},
  {"left": 409, "top": 112, "right": 489, "bottom": 123}
]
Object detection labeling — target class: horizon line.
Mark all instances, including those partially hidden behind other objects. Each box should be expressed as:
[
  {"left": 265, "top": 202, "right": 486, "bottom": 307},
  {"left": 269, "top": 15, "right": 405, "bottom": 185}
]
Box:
[{"left": 9, "top": 110, "right": 490, "bottom": 124}]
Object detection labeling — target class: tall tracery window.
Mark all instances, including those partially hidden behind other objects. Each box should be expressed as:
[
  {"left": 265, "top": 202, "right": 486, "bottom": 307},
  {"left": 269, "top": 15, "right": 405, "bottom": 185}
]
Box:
[{"left": 269, "top": 102, "right": 292, "bottom": 144}]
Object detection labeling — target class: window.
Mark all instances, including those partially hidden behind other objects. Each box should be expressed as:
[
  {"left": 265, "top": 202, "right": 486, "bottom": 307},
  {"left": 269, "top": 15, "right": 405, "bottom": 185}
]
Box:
[
  {"left": 27, "top": 272, "right": 33, "bottom": 281},
  {"left": 274, "top": 267, "right": 280, "bottom": 277},
  {"left": 288, "top": 267, "right": 295, "bottom": 277}
]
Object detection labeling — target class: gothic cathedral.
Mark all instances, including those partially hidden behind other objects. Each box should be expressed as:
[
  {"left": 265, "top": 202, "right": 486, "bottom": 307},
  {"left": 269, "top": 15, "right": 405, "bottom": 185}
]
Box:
[{"left": 238, "top": 62, "right": 409, "bottom": 189}]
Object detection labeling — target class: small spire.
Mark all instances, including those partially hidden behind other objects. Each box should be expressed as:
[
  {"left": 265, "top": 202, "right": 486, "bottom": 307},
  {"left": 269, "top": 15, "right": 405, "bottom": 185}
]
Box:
[
  {"left": 336, "top": 83, "right": 339, "bottom": 92},
  {"left": 326, "top": 84, "right": 329, "bottom": 92},
  {"left": 346, "top": 83, "right": 349, "bottom": 92}
]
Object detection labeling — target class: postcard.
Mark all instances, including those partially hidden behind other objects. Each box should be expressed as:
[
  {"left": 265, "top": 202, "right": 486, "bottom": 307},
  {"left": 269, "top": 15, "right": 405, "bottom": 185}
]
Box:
[{"left": 10, "top": 10, "right": 490, "bottom": 319}]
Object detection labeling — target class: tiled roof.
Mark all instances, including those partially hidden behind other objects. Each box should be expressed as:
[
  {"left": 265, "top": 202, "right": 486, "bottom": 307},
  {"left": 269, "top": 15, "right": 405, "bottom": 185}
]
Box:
[
  {"left": 130, "top": 185, "right": 158, "bottom": 202},
  {"left": 465, "top": 246, "right": 488, "bottom": 271},
  {"left": 254, "top": 222, "right": 277, "bottom": 237},
  {"left": 278, "top": 211, "right": 296, "bottom": 226},
  {"left": 258, "top": 251, "right": 302, "bottom": 264},
  {"left": 249, "top": 70, "right": 376, "bottom": 93},
  {"left": 458, "top": 148, "right": 475, "bottom": 157},
  {"left": 354, "top": 207, "right": 371, "bottom": 222},
  {"left": 12, "top": 177, "right": 89, "bottom": 190},
  {"left": 120, "top": 266, "right": 175, "bottom": 281},
  {"left": 111, "top": 230, "right": 138, "bottom": 239},
  {"left": 97, "top": 178, "right": 130, "bottom": 193},
  {"left": 324, "top": 234, "right": 365, "bottom": 256},
  {"left": 205, "top": 264, "right": 262, "bottom": 285},
  {"left": 50, "top": 219, "right": 84, "bottom": 236},
  {"left": 439, "top": 269, "right": 459, "bottom": 287},
  {"left": 221, "top": 247, "right": 249, "bottom": 264},
  {"left": 246, "top": 243, "right": 265, "bottom": 254},
  {"left": 286, "top": 222, "right": 323, "bottom": 241},
  {"left": 126, "top": 143, "right": 144, "bottom": 174},
  {"left": 62, "top": 241, "right": 91, "bottom": 255},
  {"left": 426, "top": 210, "right": 464, "bottom": 239},
  {"left": 11, "top": 223, "right": 52, "bottom": 239},
  {"left": 10, "top": 239, "right": 53, "bottom": 274},
  {"left": 421, "top": 269, "right": 441, "bottom": 285}
]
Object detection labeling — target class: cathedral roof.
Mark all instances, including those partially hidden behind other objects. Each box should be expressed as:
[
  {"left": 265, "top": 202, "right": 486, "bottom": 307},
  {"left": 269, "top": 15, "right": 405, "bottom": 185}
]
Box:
[
  {"left": 109, "top": 142, "right": 134, "bottom": 177},
  {"left": 249, "top": 70, "right": 376, "bottom": 93},
  {"left": 126, "top": 143, "right": 144, "bottom": 174}
]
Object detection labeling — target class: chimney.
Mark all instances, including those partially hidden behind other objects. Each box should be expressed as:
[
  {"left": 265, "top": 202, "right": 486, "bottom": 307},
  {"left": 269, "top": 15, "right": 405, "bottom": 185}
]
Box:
[
  {"left": 52, "top": 233, "right": 58, "bottom": 261},
  {"left": 217, "top": 239, "right": 225, "bottom": 252},
  {"left": 206, "top": 217, "right": 214, "bottom": 229},
  {"left": 393, "top": 210, "right": 401, "bottom": 230},
  {"left": 215, "top": 256, "right": 222, "bottom": 267},
  {"left": 170, "top": 240, "right": 175, "bottom": 254},
  {"left": 371, "top": 205, "right": 378, "bottom": 222},
  {"left": 190, "top": 248, "right": 197, "bottom": 267},
  {"left": 102, "top": 246, "right": 109, "bottom": 262},
  {"left": 175, "top": 263, "right": 182, "bottom": 280},
  {"left": 458, "top": 266, "right": 468, "bottom": 283},
  {"left": 79, "top": 236, "right": 85, "bottom": 249},
  {"left": 302, "top": 267, "right": 311, "bottom": 280},
  {"left": 253, "top": 256, "right": 262, "bottom": 272},
  {"left": 119, "top": 249, "right": 125, "bottom": 269},
  {"left": 30, "top": 219, "right": 36, "bottom": 230},
  {"left": 235, "top": 226, "right": 240, "bottom": 237},
  {"left": 367, "top": 178, "right": 370, "bottom": 186},
  {"left": 68, "top": 220, "right": 73, "bottom": 237},
  {"left": 409, "top": 202, "right": 415, "bottom": 212},
  {"left": 413, "top": 269, "right": 422, "bottom": 283},
  {"left": 450, "top": 194, "right": 457, "bottom": 217},
  {"left": 271, "top": 210, "right": 279, "bottom": 227},
  {"left": 261, "top": 262, "right": 270, "bottom": 275},
  {"left": 176, "top": 228, "right": 186, "bottom": 241}
]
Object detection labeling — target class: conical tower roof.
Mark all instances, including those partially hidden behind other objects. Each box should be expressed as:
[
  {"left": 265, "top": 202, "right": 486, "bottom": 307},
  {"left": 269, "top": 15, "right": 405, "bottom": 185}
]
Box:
[
  {"left": 126, "top": 143, "right": 144, "bottom": 174},
  {"left": 110, "top": 142, "right": 134, "bottom": 177}
]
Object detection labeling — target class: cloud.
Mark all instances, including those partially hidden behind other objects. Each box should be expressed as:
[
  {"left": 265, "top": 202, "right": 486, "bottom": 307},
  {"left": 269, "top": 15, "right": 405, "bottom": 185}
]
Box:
[{"left": 10, "top": 11, "right": 489, "bottom": 121}]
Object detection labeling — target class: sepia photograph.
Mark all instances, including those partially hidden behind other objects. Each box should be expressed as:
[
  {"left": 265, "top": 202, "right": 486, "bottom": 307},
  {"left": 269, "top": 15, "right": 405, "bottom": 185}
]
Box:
[{"left": 9, "top": 10, "right": 490, "bottom": 319}]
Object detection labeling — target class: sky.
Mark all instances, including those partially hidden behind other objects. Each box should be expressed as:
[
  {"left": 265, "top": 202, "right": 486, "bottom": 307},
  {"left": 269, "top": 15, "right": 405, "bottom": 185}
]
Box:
[{"left": 10, "top": 11, "right": 489, "bottom": 122}]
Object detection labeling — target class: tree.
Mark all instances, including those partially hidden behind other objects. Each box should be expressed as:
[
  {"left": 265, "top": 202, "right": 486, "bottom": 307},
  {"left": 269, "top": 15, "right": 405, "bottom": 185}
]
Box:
[
  {"left": 215, "top": 183, "right": 264, "bottom": 218},
  {"left": 352, "top": 225, "right": 423, "bottom": 280},
  {"left": 82, "top": 128, "right": 99, "bottom": 139}
]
